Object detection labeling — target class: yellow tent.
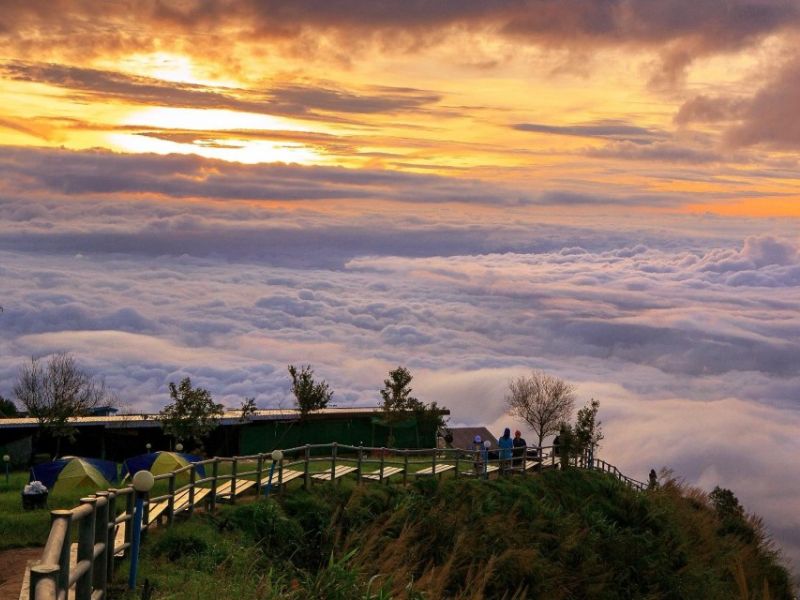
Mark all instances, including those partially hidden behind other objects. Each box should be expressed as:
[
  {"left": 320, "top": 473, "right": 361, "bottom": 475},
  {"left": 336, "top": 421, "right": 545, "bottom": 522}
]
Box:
[
  {"left": 52, "top": 458, "right": 112, "bottom": 493},
  {"left": 150, "top": 452, "right": 191, "bottom": 477},
  {"left": 121, "top": 451, "right": 194, "bottom": 485}
]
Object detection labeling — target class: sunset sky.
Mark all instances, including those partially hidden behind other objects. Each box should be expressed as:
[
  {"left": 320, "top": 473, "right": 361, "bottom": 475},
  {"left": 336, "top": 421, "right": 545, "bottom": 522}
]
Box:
[{"left": 1, "top": 0, "right": 799, "bottom": 571}]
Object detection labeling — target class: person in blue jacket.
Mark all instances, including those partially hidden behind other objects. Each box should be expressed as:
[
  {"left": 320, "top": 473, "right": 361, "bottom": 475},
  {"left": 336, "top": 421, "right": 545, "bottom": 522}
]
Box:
[{"left": 498, "top": 427, "right": 514, "bottom": 473}]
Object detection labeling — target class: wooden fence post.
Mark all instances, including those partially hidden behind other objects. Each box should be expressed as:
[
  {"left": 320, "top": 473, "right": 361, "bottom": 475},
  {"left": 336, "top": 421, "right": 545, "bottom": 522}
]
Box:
[
  {"left": 105, "top": 491, "right": 116, "bottom": 582},
  {"left": 230, "top": 457, "right": 238, "bottom": 505},
  {"left": 51, "top": 510, "right": 72, "bottom": 595},
  {"left": 210, "top": 459, "right": 219, "bottom": 513},
  {"left": 379, "top": 448, "right": 385, "bottom": 483},
  {"left": 255, "top": 454, "right": 264, "bottom": 496},
  {"left": 29, "top": 564, "right": 59, "bottom": 600},
  {"left": 403, "top": 451, "right": 409, "bottom": 486},
  {"left": 454, "top": 451, "right": 460, "bottom": 479},
  {"left": 356, "top": 446, "right": 363, "bottom": 484},
  {"left": 93, "top": 492, "right": 109, "bottom": 597},
  {"left": 124, "top": 491, "right": 134, "bottom": 553},
  {"left": 76, "top": 497, "right": 97, "bottom": 600},
  {"left": 330, "top": 442, "right": 338, "bottom": 482},
  {"left": 167, "top": 473, "right": 176, "bottom": 526},
  {"left": 188, "top": 465, "right": 196, "bottom": 517},
  {"left": 304, "top": 445, "right": 311, "bottom": 490},
  {"left": 142, "top": 488, "right": 151, "bottom": 534}
]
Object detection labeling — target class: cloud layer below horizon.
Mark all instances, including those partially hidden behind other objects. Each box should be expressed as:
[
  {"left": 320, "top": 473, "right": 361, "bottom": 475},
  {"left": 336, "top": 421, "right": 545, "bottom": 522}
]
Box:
[{"left": 0, "top": 146, "right": 799, "bottom": 568}]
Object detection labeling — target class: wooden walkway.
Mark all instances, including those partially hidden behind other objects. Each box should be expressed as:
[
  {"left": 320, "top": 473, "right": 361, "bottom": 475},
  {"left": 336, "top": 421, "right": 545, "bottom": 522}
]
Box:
[
  {"left": 362, "top": 466, "right": 404, "bottom": 481},
  {"left": 416, "top": 463, "right": 455, "bottom": 477},
  {"left": 260, "top": 468, "right": 304, "bottom": 488},
  {"left": 215, "top": 479, "right": 256, "bottom": 500},
  {"left": 312, "top": 465, "right": 358, "bottom": 481},
  {"left": 24, "top": 444, "right": 650, "bottom": 600}
]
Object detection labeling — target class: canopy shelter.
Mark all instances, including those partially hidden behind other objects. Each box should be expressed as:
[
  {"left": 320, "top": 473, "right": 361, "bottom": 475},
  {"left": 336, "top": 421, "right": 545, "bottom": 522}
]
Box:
[
  {"left": 30, "top": 456, "right": 117, "bottom": 492},
  {"left": 121, "top": 451, "right": 205, "bottom": 481}
]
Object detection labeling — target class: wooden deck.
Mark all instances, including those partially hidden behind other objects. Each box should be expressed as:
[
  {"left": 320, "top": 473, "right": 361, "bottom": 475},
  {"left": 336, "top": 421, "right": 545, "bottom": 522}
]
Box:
[
  {"left": 215, "top": 478, "right": 256, "bottom": 499},
  {"left": 311, "top": 465, "right": 358, "bottom": 481},
  {"left": 415, "top": 463, "right": 455, "bottom": 476},
  {"left": 463, "top": 464, "right": 500, "bottom": 477},
  {"left": 260, "top": 468, "right": 305, "bottom": 488},
  {"left": 362, "top": 466, "right": 404, "bottom": 481}
]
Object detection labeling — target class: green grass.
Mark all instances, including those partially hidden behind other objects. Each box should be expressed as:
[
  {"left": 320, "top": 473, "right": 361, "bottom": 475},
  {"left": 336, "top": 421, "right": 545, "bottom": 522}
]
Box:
[
  {"left": 0, "top": 470, "right": 89, "bottom": 549},
  {"left": 112, "top": 470, "right": 793, "bottom": 600}
]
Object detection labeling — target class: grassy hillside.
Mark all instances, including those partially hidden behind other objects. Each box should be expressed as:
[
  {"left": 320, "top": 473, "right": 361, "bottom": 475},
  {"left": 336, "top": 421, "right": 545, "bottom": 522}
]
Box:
[{"left": 125, "top": 469, "right": 793, "bottom": 599}]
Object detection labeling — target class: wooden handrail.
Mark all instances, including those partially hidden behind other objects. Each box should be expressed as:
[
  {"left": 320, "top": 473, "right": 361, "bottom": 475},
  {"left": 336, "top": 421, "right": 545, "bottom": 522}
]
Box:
[{"left": 28, "top": 443, "right": 644, "bottom": 600}]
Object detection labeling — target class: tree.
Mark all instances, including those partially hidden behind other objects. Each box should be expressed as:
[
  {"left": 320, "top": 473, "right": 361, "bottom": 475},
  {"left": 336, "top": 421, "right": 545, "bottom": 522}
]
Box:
[
  {"left": 0, "top": 395, "right": 18, "bottom": 417},
  {"left": 709, "top": 486, "right": 756, "bottom": 542},
  {"left": 239, "top": 397, "right": 257, "bottom": 423},
  {"left": 573, "top": 398, "right": 603, "bottom": 455},
  {"left": 159, "top": 377, "right": 224, "bottom": 448},
  {"left": 288, "top": 365, "right": 332, "bottom": 417},
  {"left": 505, "top": 371, "right": 576, "bottom": 447},
  {"left": 13, "top": 352, "right": 116, "bottom": 455},
  {"left": 380, "top": 366, "right": 424, "bottom": 446},
  {"left": 556, "top": 421, "right": 577, "bottom": 469}
]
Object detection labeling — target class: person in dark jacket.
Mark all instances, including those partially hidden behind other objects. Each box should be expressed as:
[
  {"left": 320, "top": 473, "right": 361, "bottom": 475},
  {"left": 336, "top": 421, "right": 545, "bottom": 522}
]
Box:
[
  {"left": 512, "top": 430, "right": 527, "bottom": 469},
  {"left": 498, "top": 428, "right": 513, "bottom": 473},
  {"left": 648, "top": 468, "right": 658, "bottom": 490}
]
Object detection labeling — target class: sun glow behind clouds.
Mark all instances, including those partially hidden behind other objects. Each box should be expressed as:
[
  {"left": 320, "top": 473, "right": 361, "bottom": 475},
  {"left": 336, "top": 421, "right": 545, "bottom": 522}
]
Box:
[
  {"left": 121, "top": 107, "right": 310, "bottom": 132},
  {"left": 114, "top": 107, "right": 323, "bottom": 164},
  {"left": 115, "top": 52, "right": 239, "bottom": 87},
  {"left": 109, "top": 132, "right": 322, "bottom": 164}
]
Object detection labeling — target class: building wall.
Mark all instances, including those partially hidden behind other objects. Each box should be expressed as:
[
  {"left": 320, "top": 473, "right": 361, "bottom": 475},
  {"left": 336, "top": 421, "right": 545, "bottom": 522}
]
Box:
[
  {"left": 239, "top": 416, "right": 438, "bottom": 454},
  {"left": 0, "top": 413, "right": 442, "bottom": 462}
]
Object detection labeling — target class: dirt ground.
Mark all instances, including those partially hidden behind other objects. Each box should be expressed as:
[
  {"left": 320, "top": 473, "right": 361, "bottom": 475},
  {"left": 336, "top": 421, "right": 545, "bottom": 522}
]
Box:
[{"left": 0, "top": 547, "right": 41, "bottom": 600}]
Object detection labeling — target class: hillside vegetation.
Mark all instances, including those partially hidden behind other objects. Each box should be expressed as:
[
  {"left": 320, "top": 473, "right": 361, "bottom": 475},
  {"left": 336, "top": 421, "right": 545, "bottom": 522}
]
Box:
[{"left": 128, "top": 469, "right": 793, "bottom": 599}]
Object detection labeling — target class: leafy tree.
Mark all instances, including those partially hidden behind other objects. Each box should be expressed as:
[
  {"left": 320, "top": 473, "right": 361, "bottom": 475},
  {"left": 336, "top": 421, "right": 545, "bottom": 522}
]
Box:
[
  {"left": 239, "top": 397, "right": 258, "bottom": 423},
  {"left": 159, "top": 377, "right": 224, "bottom": 448},
  {"left": 380, "top": 366, "right": 425, "bottom": 446},
  {"left": 573, "top": 398, "right": 603, "bottom": 456},
  {"left": 288, "top": 365, "right": 332, "bottom": 417},
  {"left": 13, "top": 352, "right": 116, "bottom": 455},
  {"left": 0, "top": 395, "right": 18, "bottom": 417},
  {"left": 505, "top": 371, "right": 576, "bottom": 447},
  {"left": 709, "top": 486, "right": 756, "bottom": 542},
  {"left": 556, "top": 422, "right": 577, "bottom": 469}
]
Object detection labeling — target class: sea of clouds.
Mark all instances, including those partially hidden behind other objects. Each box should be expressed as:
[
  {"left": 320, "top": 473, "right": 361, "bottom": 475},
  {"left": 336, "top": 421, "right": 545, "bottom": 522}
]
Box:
[{"left": 0, "top": 148, "right": 798, "bottom": 570}]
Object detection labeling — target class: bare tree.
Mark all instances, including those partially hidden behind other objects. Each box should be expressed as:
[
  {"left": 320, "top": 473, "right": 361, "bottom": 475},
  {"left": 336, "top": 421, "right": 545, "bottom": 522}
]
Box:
[
  {"left": 14, "top": 352, "right": 116, "bottom": 455},
  {"left": 505, "top": 371, "right": 576, "bottom": 447}
]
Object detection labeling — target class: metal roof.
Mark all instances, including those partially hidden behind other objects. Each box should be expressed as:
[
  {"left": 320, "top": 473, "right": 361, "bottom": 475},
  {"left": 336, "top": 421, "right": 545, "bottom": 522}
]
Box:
[{"left": 0, "top": 407, "right": 396, "bottom": 430}]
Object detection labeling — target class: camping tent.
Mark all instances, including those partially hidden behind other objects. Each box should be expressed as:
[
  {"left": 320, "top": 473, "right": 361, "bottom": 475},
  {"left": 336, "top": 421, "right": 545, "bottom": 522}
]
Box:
[
  {"left": 121, "top": 451, "right": 205, "bottom": 481},
  {"left": 30, "top": 457, "right": 117, "bottom": 492}
]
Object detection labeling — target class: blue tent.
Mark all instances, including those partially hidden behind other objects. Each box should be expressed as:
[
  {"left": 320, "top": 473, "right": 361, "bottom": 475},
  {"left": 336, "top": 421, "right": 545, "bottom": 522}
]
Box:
[
  {"left": 121, "top": 451, "right": 206, "bottom": 480},
  {"left": 31, "top": 457, "right": 118, "bottom": 491}
]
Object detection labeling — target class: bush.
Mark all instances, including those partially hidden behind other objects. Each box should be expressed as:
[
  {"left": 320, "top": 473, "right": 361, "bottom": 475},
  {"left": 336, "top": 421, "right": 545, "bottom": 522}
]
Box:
[{"left": 218, "top": 500, "right": 304, "bottom": 564}]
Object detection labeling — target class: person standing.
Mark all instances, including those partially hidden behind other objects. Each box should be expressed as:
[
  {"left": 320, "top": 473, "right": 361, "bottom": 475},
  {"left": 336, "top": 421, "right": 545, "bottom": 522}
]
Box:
[
  {"left": 512, "top": 430, "right": 527, "bottom": 469},
  {"left": 498, "top": 428, "right": 513, "bottom": 474}
]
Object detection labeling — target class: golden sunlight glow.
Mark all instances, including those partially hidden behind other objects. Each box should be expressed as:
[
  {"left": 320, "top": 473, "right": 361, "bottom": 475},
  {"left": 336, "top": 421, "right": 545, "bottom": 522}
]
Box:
[
  {"left": 108, "top": 133, "right": 323, "bottom": 165},
  {"left": 113, "top": 52, "right": 240, "bottom": 88},
  {"left": 121, "top": 107, "right": 311, "bottom": 133}
]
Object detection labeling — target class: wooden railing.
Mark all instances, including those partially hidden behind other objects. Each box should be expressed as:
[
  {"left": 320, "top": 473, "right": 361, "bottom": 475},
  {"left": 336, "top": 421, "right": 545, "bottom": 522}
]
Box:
[{"left": 27, "top": 443, "right": 645, "bottom": 599}]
